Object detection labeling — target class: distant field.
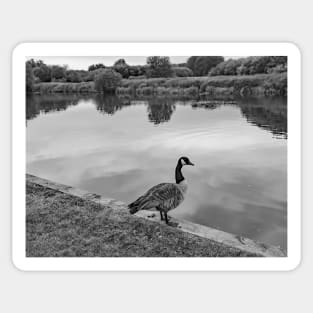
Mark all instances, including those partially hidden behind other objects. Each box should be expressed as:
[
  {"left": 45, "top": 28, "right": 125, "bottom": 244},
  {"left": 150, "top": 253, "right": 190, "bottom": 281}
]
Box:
[{"left": 32, "top": 72, "right": 287, "bottom": 97}]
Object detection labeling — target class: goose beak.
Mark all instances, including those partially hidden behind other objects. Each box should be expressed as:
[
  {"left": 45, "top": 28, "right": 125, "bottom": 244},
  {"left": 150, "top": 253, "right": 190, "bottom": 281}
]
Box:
[{"left": 188, "top": 162, "right": 195, "bottom": 166}]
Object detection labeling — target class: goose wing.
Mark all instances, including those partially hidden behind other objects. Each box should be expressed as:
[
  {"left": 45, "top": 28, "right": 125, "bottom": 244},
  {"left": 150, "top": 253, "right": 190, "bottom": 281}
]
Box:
[{"left": 142, "top": 183, "right": 184, "bottom": 212}]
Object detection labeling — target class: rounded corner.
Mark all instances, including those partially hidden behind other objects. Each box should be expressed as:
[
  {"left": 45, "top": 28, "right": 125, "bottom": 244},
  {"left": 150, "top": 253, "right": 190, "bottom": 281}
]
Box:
[
  {"left": 11, "top": 254, "right": 27, "bottom": 272},
  {"left": 285, "top": 254, "right": 302, "bottom": 272},
  {"left": 12, "top": 42, "right": 31, "bottom": 59},
  {"left": 284, "top": 42, "right": 302, "bottom": 59}
]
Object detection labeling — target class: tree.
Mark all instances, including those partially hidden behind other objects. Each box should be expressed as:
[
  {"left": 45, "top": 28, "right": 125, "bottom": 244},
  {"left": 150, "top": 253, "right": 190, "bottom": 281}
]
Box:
[
  {"left": 113, "top": 58, "right": 130, "bottom": 78},
  {"left": 88, "top": 63, "right": 105, "bottom": 71},
  {"left": 51, "top": 65, "right": 66, "bottom": 81},
  {"left": 26, "top": 61, "right": 34, "bottom": 92},
  {"left": 66, "top": 70, "right": 82, "bottom": 82},
  {"left": 33, "top": 63, "right": 51, "bottom": 82},
  {"left": 114, "top": 58, "right": 127, "bottom": 67},
  {"left": 146, "top": 56, "right": 173, "bottom": 78},
  {"left": 208, "top": 56, "right": 287, "bottom": 76},
  {"left": 186, "top": 56, "right": 224, "bottom": 76},
  {"left": 94, "top": 69, "right": 122, "bottom": 93},
  {"left": 186, "top": 56, "right": 198, "bottom": 73}
]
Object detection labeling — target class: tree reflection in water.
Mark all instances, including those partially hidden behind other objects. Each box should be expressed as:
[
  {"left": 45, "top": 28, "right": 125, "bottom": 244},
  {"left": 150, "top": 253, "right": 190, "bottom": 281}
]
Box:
[
  {"left": 237, "top": 97, "right": 287, "bottom": 139},
  {"left": 146, "top": 98, "right": 176, "bottom": 125},
  {"left": 94, "top": 94, "right": 132, "bottom": 115},
  {"left": 26, "top": 94, "right": 81, "bottom": 122},
  {"left": 26, "top": 94, "right": 287, "bottom": 138}
]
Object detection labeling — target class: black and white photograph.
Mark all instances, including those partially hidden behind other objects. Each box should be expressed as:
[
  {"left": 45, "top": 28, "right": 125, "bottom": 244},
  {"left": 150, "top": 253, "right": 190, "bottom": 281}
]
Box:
[
  {"left": 2, "top": 1, "right": 310, "bottom": 311},
  {"left": 23, "top": 49, "right": 291, "bottom": 260}
]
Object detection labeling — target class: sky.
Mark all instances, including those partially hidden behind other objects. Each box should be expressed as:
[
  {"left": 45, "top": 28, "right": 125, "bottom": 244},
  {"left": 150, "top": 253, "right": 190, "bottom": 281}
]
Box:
[{"left": 26, "top": 56, "right": 239, "bottom": 70}]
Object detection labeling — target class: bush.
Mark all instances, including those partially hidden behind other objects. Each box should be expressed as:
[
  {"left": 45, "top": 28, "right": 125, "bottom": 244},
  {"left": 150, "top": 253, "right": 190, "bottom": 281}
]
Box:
[
  {"left": 94, "top": 69, "right": 122, "bottom": 93},
  {"left": 183, "top": 86, "right": 199, "bottom": 96},
  {"left": 209, "top": 56, "right": 287, "bottom": 76},
  {"left": 136, "top": 86, "right": 154, "bottom": 96},
  {"left": 172, "top": 66, "right": 193, "bottom": 77}
]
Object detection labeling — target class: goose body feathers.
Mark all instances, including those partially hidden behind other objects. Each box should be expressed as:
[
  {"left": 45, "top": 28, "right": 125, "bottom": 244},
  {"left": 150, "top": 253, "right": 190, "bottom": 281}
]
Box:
[
  {"left": 128, "top": 182, "right": 186, "bottom": 214},
  {"left": 128, "top": 156, "right": 194, "bottom": 225}
]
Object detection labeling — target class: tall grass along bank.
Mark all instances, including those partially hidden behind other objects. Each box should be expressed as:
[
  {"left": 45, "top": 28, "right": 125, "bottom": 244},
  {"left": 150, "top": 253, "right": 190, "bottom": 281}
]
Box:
[
  {"left": 117, "top": 73, "right": 287, "bottom": 97},
  {"left": 32, "top": 73, "right": 286, "bottom": 97}
]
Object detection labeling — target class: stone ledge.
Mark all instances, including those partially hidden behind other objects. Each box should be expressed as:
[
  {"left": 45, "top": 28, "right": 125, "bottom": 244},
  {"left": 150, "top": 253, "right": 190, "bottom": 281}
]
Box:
[{"left": 135, "top": 211, "right": 285, "bottom": 257}]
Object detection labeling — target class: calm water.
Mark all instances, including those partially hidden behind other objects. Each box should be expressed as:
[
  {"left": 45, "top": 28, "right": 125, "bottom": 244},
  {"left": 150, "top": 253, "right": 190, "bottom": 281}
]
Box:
[{"left": 26, "top": 94, "right": 287, "bottom": 251}]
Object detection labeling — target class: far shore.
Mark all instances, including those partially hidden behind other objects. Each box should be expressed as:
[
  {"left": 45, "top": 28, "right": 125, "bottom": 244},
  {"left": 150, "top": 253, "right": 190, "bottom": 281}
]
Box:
[{"left": 29, "top": 73, "right": 287, "bottom": 98}]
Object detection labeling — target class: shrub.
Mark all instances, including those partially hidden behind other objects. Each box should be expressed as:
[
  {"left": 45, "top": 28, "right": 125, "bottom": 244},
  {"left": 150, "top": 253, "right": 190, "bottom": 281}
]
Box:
[
  {"left": 155, "top": 87, "right": 169, "bottom": 96},
  {"left": 136, "top": 86, "right": 154, "bottom": 96},
  {"left": 183, "top": 86, "right": 199, "bottom": 97},
  {"left": 94, "top": 69, "right": 122, "bottom": 93},
  {"left": 172, "top": 66, "right": 193, "bottom": 77},
  {"left": 209, "top": 56, "right": 287, "bottom": 76}
]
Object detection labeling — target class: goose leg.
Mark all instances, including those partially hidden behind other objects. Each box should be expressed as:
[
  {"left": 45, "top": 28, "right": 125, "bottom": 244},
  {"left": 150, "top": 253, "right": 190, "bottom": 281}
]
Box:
[
  {"left": 159, "top": 210, "right": 164, "bottom": 221},
  {"left": 164, "top": 212, "right": 179, "bottom": 227},
  {"left": 164, "top": 212, "right": 169, "bottom": 224}
]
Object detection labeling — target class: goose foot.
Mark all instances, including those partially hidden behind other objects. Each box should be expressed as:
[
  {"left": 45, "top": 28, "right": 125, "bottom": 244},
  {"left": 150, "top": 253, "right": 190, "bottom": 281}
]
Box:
[
  {"left": 164, "top": 213, "right": 177, "bottom": 227},
  {"left": 147, "top": 213, "right": 156, "bottom": 218},
  {"left": 166, "top": 221, "right": 179, "bottom": 227}
]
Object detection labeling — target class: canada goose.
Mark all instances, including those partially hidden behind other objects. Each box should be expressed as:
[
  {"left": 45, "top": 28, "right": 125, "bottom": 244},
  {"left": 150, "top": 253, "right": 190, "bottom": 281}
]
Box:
[{"left": 128, "top": 156, "right": 194, "bottom": 226}]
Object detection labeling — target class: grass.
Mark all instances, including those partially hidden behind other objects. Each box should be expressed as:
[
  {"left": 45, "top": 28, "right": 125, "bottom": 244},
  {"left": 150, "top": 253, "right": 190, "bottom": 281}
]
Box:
[
  {"left": 32, "top": 73, "right": 287, "bottom": 97},
  {"left": 26, "top": 181, "right": 259, "bottom": 257},
  {"left": 117, "top": 72, "right": 287, "bottom": 97},
  {"left": 33, "top": 81, "right": 96, "bottom": 94}
]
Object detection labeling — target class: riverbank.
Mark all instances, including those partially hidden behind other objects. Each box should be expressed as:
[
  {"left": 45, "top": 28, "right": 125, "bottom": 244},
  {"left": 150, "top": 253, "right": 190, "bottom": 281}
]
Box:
[
  {"left": 31, "top": 73, "right": 287, "bottom": 97},
  {"left": 26, "top": 174, "right": 285, "bottom": 257}
]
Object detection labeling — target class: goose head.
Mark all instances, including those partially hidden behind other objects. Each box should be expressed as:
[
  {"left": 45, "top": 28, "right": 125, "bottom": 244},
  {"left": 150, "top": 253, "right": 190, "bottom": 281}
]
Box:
[
  {"left": 175, "top": 156, "right": 194, "bottom": 184},
  {"left": 179, "top": 156, "right": 195, "bottom": 167}
]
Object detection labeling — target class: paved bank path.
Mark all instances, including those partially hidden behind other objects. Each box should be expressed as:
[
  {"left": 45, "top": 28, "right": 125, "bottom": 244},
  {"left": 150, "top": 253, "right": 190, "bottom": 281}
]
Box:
[{"left": 27, "top": 180, "right": 260, "bottom": 257}]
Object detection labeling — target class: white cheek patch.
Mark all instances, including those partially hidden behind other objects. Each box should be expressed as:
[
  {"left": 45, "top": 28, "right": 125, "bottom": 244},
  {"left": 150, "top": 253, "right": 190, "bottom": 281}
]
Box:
[{"left": 181, "top": 159, "right": 186, "bottom": 166}]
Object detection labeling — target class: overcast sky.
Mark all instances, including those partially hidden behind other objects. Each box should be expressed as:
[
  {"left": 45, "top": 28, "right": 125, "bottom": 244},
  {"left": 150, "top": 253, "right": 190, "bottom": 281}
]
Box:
[{"left": 26, "top": 56, "right": 239, "bottom": 70}]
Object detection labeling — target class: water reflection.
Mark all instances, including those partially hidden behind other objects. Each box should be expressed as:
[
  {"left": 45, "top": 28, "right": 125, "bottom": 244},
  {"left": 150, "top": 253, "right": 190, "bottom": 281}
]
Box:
[
  {"left": 26, "top": 94, "right": 81, "bottom": 121},
  {"left": 146, "top": 98, "right": 176, "bottom": 125},
  {"left": 26, "top": 94, "right": 287, "bottom": 250},
  {"left": 26, "top": 94, "right": 287, "bottom": 139},
  {"left": 94, "top": 94, "right": 132, "bottom": 115},
  {"left": 238, "top": 97, "right": 287, "bottom": 139}
]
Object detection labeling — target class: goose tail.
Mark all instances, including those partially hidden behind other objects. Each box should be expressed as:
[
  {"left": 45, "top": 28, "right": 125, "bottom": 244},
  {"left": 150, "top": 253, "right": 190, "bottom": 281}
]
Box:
[{"left": 128, "top": 195, "right": 155, "bottom": 214}]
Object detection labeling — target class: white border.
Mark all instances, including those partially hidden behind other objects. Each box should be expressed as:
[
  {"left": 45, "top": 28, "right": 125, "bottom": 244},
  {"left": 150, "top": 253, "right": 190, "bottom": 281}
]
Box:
[{"left": 12, "top": 43, "right": 301, "bottom": 271}]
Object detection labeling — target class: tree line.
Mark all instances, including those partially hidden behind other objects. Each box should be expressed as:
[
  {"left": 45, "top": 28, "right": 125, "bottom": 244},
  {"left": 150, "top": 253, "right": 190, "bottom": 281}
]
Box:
[{"left": 26, "top": 56, "right": 287, "bottom": 93}]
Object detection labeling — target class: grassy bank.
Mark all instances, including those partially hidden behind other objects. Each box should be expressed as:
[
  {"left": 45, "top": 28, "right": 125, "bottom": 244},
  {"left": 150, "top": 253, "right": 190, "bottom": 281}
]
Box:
[
  {"left": 32, "top": 81, "right": 97, "bottom": 94},
  {"left": 117, "top": 73, "right": 287, "bottom": 97},
  {"left": 26, "top": 181, "right": 258, "bottom": 257},
  {"left": 32, "top": 73, "right": 287, "bottom": 97}
]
